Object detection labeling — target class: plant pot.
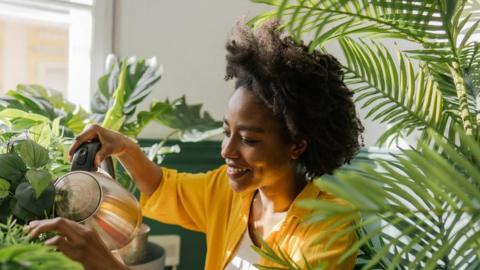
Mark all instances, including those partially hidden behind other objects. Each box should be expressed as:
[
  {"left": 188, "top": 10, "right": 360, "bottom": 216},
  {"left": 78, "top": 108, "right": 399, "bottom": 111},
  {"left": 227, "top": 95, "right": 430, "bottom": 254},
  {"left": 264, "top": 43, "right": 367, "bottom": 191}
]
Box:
[
  {"left": 117, "top": 223, "right": 151, "bottom": 265},
  {"left": 128, "top": 242, "right": 166, "bottom": 270}
]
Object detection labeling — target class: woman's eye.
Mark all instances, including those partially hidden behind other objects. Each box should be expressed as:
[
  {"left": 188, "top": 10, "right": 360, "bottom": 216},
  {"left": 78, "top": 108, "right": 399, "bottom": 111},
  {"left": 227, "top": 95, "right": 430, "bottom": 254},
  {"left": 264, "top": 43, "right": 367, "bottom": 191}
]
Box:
[
  {"left": 222, "top": 130, "right": 231, "bottom": 137},
  {"left": 241, "top": 137, "right": 259, "bottom": 145}
]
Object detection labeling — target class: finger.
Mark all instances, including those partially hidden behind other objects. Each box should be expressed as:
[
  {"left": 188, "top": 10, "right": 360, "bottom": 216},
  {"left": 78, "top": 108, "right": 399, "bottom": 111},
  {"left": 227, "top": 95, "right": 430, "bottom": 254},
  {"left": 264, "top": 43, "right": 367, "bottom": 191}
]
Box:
[
  {"left": 69, "top": 124, "right": 102, "bottom": 158},
  {"left": 45, "top": 235, "right": 83, "bottom": 262},
  {"left": 94, "top": 145, "right": 112, "bottom": 167},
  {"left": 28, "top": 218, "right": 83, "bottom": 243}
]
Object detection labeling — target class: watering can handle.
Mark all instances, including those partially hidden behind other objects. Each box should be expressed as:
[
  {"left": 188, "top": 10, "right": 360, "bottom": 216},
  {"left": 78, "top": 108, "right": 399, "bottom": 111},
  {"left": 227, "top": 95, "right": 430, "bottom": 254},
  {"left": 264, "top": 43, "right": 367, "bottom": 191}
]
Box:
[{"left": 71, "top": 140, "right": 115, "bottom": 178}]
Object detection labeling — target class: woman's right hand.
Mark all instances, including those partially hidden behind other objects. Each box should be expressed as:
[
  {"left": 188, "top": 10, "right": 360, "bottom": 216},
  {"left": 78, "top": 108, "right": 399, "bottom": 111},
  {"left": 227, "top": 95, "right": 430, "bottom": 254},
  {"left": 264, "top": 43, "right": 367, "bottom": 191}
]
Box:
[
  {"left": 69, "top": 124, "right": 131, "bottom": 167},
  {"left": 72, "top": 124, "right": 162, "bottom": 196}
]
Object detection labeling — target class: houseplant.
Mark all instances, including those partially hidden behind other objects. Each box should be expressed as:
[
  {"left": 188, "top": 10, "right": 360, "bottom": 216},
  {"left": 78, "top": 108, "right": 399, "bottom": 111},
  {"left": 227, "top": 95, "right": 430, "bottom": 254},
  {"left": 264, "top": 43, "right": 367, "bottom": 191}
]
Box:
[
  {"left": 250, "top": 0, "right": 480, "bottom": 269},
  {"left": 0, "top": 217, "right": 82, "bottom": 269},
  {"left": 0, "top": 55, "right": 222, "bottom": 267}
]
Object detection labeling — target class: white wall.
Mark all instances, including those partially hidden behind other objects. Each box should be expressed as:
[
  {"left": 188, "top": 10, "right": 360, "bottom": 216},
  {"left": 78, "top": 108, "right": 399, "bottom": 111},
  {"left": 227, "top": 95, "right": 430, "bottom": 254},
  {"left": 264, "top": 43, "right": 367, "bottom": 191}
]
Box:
[{"left": 113, "top": 0, "right": 386, "bottom": 146}]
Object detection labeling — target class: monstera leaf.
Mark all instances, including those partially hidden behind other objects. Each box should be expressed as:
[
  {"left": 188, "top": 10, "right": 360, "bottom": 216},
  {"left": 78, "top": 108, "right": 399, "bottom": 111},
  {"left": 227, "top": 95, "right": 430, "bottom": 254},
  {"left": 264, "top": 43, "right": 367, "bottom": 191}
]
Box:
[
  {"left": 153, "top": 96, "right": 222, "bottom": 141},
  {"left": 91, "top": 55, "right": 162, "bottom": 124},
  {"left": 123, "top": 96, "right": 222, "bottom": 141}
]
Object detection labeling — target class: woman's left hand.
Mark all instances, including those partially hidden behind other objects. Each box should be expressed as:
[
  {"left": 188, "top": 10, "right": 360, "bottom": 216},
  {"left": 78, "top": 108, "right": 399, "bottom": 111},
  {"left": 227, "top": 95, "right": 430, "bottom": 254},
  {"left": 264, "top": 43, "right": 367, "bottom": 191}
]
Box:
[{"left": 27, "top": 217, "right": 127, "bottom": 270}]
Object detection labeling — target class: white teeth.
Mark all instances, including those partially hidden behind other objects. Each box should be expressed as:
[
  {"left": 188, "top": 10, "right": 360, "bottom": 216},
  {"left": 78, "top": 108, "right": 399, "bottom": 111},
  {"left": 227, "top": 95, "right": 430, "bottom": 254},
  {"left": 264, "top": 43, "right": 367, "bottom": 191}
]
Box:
[{"left": 227, "top": 167, "right": 249, "bottom": 174}]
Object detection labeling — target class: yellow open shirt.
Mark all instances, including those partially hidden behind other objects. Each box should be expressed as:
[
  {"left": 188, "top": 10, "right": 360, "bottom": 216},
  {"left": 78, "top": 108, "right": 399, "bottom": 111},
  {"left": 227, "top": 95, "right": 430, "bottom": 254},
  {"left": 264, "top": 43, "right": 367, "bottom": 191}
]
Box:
[{"left": 140, "top": 165, "right": 356, "bottom": 269}]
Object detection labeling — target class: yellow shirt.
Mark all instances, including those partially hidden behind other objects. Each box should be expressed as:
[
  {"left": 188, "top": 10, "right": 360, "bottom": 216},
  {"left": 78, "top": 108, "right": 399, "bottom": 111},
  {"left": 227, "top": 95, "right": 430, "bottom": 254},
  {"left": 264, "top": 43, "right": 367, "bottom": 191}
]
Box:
[{"left": 140, "top": 165, "right": 356, "bottom": 269}]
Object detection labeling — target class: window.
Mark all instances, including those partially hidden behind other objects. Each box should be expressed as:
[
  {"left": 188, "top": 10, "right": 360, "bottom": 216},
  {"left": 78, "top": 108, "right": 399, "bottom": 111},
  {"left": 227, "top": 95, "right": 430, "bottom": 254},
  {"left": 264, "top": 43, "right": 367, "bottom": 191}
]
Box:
[{"left": 0, "top": 0, "right": 113, "bottom": 110}]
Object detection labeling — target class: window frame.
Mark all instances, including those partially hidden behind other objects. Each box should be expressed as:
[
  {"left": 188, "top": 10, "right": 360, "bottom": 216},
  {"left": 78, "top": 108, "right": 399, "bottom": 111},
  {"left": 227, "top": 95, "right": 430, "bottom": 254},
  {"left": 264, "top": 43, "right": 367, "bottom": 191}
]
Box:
[{"left": 0, "top": 0, "right": 114, "bottom": 111}]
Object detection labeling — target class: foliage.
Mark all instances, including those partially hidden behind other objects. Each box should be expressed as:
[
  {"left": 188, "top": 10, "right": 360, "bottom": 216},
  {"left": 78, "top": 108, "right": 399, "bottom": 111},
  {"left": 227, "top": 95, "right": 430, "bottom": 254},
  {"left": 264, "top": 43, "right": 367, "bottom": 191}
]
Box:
[
  {"left": 251, "top": 0, "right": 480, "bottom": 269},
  {"left": 0, "top": 244, "right": 83, "bottom": 270},
  {"left": 0, "top": 217, "right": 82, "bottom": 270},
  {"left": 0, "top": 84, "right": 89, "bottom": 136},
  {"left": 0, "top": 139, "right": 55, "bottom": 224},
  {"left": 0, "top": 55, "right": 222, "bottom": 196}
]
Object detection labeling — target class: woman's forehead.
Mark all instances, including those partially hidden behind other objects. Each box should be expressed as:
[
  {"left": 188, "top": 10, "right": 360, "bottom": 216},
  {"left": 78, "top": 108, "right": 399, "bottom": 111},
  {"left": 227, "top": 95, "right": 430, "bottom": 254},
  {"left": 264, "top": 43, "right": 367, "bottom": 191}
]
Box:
[{"left": 225, "top": 88, "right": 277, "bottom": 127}]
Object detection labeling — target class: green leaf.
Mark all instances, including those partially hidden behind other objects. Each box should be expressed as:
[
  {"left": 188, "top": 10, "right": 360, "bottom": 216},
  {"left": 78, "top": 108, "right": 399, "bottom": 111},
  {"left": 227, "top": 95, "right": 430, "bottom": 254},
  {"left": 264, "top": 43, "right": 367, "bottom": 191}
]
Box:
[
  {"left": 29, "top": 123, "right": 52, "bottom": 148},
  {"left": 9, "top": 197, "right": 36, "bottom": 222},
  {"left": 0, "top": 153, "right": 27, "bottom": 183},
  {"left": 152, "top": 96, "right": 223, "bottom": 142},
  {"left": 25, "top": 169, "right": 53, "bottom": 199},
  {"left": 14, "top": 139, "right": 50, "bottom": 169},
  {"left": 102, "top": 60, "right": 128, "bottom": 131},
  {"left": 0, "top": 178, "right": 10, "bottom": 200},
  {"left": 92, "top": 55, "right": 162, "bottom": 129},
  {"left": 0, "top": 109, "right": 50, "bottom": 125},
  {"left": 0, "top": 244, "right": 83, "bottom": 270},
  {"left": 14, "top": 182, "right": 54, "bottom": 218}
]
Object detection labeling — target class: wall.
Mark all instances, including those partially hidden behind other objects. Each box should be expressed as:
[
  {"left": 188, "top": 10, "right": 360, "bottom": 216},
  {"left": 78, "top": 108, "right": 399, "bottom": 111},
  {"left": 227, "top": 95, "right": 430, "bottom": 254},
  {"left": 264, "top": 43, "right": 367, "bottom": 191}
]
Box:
[
  {"left": 113, "top": 0, "right": 267, "bottom": 139},
  {"left": 113, "top": 0, "right": 388, "bottom": 146}
]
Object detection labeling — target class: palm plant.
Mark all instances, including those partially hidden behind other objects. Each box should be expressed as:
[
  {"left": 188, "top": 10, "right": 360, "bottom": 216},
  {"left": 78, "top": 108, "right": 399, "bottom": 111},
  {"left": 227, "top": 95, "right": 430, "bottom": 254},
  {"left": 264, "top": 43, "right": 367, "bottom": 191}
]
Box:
[{"left": 250, "top": 0, "right": 480, "bottom": 269}]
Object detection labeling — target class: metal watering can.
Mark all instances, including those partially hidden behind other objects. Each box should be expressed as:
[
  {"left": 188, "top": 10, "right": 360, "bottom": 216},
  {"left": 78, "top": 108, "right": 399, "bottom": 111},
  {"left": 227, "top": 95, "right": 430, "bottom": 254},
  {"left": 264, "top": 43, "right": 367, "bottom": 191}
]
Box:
[{"left": 54, "top": 140, "right": 142, "bottom": 250}]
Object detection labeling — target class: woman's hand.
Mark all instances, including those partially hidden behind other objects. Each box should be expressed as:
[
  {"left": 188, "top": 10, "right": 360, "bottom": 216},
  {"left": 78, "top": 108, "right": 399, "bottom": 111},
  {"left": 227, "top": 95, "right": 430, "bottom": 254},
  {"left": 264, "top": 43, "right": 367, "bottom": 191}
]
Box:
[
  {"left": 27, "top": 218, "right": 127, "bottom": 270},
  {"left": 70, "top": 124, "right": 132, "bottom": 167},
  {"left": 71, "top": 124, "right": 162, "bottom": 197}
]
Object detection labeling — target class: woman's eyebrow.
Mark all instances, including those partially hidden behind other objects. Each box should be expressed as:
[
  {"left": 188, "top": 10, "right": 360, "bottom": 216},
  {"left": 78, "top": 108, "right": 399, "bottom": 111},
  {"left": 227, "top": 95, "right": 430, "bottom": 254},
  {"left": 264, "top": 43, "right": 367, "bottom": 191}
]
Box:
[{"left": 223, "top": 118, "right": 265, "bottom": 133}]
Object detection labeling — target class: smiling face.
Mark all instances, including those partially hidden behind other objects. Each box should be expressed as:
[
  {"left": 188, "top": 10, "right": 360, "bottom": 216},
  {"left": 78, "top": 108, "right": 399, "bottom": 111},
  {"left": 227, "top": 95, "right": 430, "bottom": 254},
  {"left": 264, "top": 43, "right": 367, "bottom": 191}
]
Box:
[{"left": 221, "top": 87, "right": 301, "bottom": 193}]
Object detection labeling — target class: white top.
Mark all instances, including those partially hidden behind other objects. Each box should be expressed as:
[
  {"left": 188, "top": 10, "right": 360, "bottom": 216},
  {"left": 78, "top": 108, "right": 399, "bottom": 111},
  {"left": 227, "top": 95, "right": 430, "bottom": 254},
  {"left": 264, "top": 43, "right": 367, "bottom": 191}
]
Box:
[
  {"left": 224, "top": 229, "right": 260, "bottom": 270},
  {"left": 225, "top": 211, "right": 287, "bottom": 270}
]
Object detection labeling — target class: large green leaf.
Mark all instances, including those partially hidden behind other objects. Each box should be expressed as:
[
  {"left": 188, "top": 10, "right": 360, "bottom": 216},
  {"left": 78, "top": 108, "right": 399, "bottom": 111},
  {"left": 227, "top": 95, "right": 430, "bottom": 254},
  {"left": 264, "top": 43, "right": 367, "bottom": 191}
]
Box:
[
  {"left": 0, "top": 153, "right": 27, "bottom": 183},
  {"left": 151, "top": 96, "right": 223, "bottom": 142},
  {"left": 101, "top": 60, "right": 128, "bottom": 131},
  {"left": 121, "top": 100, "right": 172, "bottom": 137},
  {"left": 91, "top": 56, "right": 162, "bottom": 125},
  {"left": 25, "top": 169, "right": 53, "bottom": 199},
  {"left": 14, "top": 182, "right": 54, "bottom": 218},
  {"left": 9, "top": 197, "right": 36, "bottom": 222},
  {"left": 0, "top": 109, "right": 50, "bottom": 130},
  {"left": 14, "top": 140, "right": 50, "bottom": 169}
]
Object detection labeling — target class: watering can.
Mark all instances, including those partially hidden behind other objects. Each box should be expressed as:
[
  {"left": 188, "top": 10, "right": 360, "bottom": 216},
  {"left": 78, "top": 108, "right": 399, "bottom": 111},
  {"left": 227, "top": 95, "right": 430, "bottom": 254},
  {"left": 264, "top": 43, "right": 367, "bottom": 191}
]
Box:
[{"left": 54, "top": 140, "right": 142, "bottom": 250}]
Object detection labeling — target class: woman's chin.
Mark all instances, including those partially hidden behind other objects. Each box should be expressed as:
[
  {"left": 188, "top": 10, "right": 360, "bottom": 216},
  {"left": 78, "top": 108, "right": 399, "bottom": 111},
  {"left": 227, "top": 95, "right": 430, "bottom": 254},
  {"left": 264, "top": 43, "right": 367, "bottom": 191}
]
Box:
[{"left": 227, "top": 177, "right": 256, "bottom": 193}]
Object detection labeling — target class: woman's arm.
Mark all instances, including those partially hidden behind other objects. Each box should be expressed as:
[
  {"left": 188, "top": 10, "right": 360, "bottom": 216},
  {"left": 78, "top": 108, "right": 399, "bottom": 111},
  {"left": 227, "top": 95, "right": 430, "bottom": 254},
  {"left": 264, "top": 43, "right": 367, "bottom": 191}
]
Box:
[{"left": 69, "top": 124, "right": 162, "bottom": 196}]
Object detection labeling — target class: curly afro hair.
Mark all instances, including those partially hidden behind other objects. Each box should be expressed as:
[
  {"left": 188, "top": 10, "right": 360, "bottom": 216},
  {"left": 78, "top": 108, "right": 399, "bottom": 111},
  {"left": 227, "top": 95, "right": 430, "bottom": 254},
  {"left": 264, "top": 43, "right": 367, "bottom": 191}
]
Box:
[{"left": 225, "top": 20, "right": 364, "bottom": 178}]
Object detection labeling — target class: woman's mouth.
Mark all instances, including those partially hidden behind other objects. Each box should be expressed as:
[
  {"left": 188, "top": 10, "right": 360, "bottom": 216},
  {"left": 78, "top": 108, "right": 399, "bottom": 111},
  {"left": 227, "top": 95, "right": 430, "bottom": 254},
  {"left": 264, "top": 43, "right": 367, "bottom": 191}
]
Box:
[{"left": 227, "top": 166, "right": 251, "bottom": 179}]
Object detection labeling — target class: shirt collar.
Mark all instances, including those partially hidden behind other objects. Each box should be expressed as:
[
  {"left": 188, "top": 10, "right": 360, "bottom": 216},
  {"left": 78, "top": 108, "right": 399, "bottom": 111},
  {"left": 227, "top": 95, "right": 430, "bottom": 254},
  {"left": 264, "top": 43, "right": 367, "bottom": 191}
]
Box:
[{"left": 239, "top": 181, "right": 322, "bottom": 222}]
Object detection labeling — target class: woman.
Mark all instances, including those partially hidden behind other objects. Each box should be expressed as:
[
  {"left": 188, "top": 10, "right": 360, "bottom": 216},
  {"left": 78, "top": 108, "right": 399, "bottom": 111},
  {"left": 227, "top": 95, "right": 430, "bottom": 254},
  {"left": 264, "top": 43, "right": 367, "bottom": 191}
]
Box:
[{"left": 28, "top": 20, "right": 363, "bottom": 270}]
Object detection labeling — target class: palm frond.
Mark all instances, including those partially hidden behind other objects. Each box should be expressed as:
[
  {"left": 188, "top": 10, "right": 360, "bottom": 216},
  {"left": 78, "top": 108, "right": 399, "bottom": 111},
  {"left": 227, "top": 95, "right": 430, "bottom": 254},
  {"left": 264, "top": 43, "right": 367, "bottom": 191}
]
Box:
[
  {"left": 299, "top": 127, "right": 480, "bottom": 269},
  {"left": 340, "top": 37, "right": 453, "bottom": 146},
  {"left": 250, "top": 1, "right": 448, "bottom": 50}
]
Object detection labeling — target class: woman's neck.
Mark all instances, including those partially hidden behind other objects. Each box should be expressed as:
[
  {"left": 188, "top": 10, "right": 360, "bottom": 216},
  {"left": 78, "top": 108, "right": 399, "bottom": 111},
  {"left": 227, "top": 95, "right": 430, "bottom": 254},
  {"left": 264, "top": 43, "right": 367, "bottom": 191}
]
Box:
[
  {"left": 257, "top": 172, "right": 307, "bottom": 213},
  {"left": 248, "top": 175, "right": 307, "bottom": 243}
]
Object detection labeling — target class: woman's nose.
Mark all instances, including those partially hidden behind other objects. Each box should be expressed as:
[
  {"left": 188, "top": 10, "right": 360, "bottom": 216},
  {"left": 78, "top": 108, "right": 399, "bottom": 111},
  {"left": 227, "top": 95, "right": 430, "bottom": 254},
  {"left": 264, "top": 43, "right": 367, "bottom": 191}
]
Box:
[{"left": 221, "top": 136, "right": 239, "bottom": 159}]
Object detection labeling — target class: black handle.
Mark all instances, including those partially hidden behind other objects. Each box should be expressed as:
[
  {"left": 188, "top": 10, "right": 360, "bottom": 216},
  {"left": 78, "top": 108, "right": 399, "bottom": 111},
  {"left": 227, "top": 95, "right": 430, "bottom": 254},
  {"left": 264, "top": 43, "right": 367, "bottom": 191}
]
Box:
[{"left": 71, "top": 140, "right": 115, "bottom": 178}]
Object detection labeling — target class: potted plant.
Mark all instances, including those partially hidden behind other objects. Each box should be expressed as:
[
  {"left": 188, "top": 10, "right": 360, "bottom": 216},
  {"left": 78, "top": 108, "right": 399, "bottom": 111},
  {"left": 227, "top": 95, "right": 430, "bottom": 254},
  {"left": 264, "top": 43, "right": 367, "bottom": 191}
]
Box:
[{"left": 250, "top": 0, "right": 480, "bottom": 269}]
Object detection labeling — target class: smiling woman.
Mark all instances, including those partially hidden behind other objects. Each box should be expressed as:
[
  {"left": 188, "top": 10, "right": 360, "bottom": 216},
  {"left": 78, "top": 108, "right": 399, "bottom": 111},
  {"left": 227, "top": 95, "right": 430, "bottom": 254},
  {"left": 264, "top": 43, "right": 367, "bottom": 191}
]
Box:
[{"left": 28, "top": 19, "right": 364, "bottom": 270}]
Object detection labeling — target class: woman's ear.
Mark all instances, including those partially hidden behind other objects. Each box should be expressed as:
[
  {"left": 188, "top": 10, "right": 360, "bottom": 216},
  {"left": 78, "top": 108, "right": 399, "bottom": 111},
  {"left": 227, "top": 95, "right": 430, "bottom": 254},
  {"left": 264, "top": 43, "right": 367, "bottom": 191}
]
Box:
[{"left": 290, "top": 139, "right": 308, "bottom": 160}]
